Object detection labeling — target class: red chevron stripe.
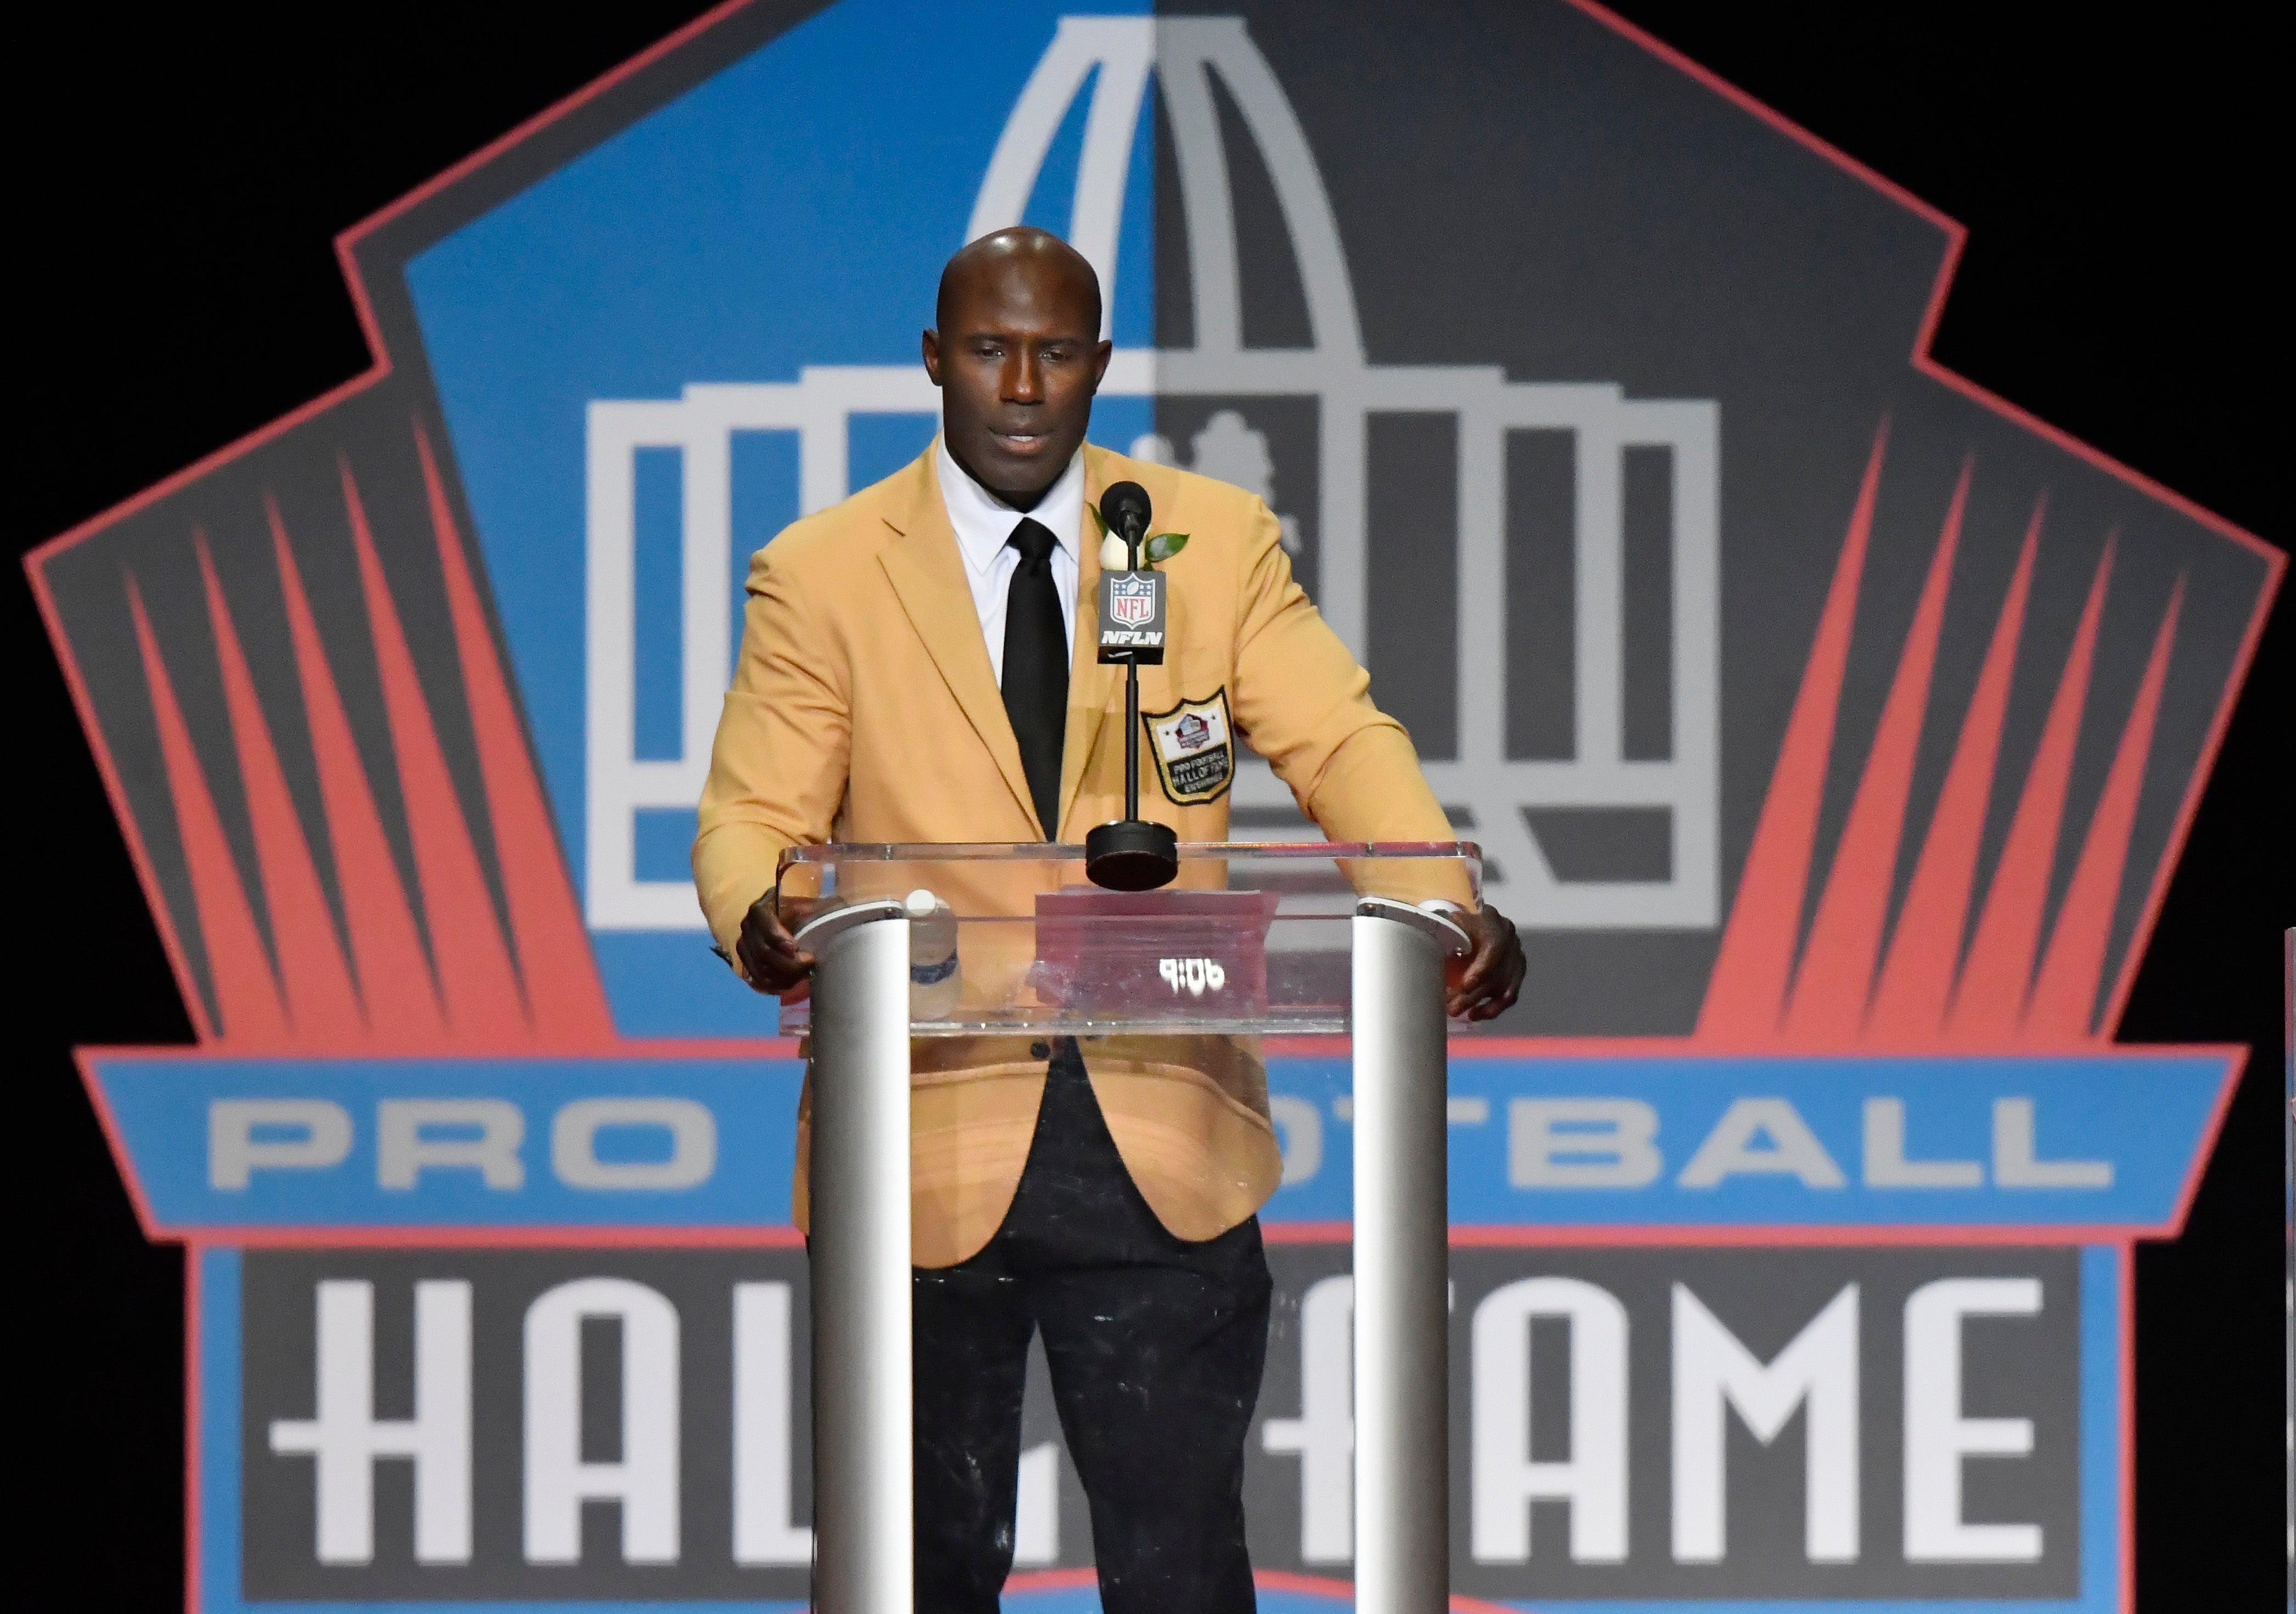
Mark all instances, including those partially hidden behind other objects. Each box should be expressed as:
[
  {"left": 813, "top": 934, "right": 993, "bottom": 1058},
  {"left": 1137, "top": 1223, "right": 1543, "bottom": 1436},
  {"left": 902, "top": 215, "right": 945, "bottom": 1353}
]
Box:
[
  {"left": 1696, "top": 420, "right": 1886, "bottom": 1041},
  {"left": 1866, "top": 503, "right": 2041, "bottom": 1038},
  {"left": 1787, "top": 457, "right": 1969, "bottom": 1040},
  {"left": 340, "top": 458, "right": 528, "bottom": 1047},
  {"left": 1947, "top": 536, "right": 2115, "bottom": 1039},
  {"left": 415, "top": 418, "right": 615, "bottom": 1046},
  {"left": 269, "top": 498, "right": 446, "bottom": 1045},
  {"left": 195, "top": 534, "right": 365, "bottom": 1044},
  {"left": 2025, "top": 578, "right": 2182, "bottom": 1040},
  {"left": 128, "top": 575, "right": 288, "bottom": 1047}
]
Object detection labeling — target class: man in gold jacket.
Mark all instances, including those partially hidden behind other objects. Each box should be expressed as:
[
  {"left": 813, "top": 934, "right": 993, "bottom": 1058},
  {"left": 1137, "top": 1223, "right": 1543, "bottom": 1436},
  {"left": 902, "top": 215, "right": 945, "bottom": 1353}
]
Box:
[{"left": 696, "top": 228, "right": 1522, "bottom": 1612}]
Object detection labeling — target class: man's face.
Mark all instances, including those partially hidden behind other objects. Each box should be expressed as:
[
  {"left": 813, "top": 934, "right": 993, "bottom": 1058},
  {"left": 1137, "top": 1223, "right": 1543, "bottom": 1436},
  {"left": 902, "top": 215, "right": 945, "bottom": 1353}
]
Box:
[{"left": 924, "top": 255, "right": 1111, "bottom": 502}]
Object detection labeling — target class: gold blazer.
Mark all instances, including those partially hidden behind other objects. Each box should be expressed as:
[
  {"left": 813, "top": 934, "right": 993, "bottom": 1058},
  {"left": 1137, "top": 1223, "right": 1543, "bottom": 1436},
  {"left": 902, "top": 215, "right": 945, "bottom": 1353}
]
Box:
[{"left": 694, "top": 442, "right": 1460, "bottom": 1265}]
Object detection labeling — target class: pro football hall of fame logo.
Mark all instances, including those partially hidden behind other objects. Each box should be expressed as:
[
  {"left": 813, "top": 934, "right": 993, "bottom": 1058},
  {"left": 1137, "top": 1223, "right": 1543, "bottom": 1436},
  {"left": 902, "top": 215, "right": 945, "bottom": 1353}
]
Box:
[{"left": 27, "top": 2, "right": 2280, "bottom": 1610}]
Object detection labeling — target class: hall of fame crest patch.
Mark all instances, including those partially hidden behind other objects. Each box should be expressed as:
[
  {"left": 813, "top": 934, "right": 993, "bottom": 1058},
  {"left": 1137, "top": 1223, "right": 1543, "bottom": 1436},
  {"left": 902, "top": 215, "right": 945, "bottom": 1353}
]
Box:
[{"left": 1144, "top": 687, "right": 1234, "bottom": 805}]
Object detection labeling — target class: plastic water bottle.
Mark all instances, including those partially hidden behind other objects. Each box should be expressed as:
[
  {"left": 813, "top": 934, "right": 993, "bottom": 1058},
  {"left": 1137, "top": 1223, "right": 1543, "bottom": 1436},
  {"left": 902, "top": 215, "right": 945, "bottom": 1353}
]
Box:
[{"left": 906, "top": 888, "right": 960, "bottom": 1021}]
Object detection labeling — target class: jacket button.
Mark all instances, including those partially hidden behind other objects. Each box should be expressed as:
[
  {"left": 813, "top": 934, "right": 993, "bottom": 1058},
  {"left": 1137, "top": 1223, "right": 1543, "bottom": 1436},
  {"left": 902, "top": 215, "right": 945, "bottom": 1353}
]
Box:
[{"left": 1029, "top": 1041, "right": 1050, "bottom": 1061}]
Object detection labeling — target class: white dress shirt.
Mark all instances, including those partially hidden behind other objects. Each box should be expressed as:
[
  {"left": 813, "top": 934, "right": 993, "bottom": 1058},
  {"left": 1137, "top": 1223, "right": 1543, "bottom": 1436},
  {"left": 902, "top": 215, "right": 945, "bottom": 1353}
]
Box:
[{"left": 935, "top": 435, "right": 1083, "bottom": 683}]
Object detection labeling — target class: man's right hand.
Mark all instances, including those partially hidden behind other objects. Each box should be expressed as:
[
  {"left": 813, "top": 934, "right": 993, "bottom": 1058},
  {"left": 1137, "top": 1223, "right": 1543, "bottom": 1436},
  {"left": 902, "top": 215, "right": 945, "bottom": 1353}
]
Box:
[{"left": 735, "top": 890, "right": 817, "bottom": 1000}]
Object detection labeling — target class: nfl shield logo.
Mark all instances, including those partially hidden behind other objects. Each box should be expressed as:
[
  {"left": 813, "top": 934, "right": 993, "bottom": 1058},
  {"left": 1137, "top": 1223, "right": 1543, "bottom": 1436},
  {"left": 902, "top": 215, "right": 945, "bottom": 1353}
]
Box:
[{"left": 1108, "top": 575, "right": 1156, "bottom": 626}]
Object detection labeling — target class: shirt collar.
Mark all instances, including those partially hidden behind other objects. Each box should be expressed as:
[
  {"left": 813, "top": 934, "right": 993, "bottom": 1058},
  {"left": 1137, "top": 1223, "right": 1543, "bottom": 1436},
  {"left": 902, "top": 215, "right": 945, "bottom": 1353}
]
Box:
[{"left": 936, "top": 434, "right": 1084, "bottom": 579}]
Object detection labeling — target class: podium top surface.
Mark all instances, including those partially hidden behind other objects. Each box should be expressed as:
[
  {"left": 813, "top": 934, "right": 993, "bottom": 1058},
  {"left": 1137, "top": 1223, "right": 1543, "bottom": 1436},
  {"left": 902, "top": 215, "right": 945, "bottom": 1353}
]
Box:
[
  {"left": 774, "top": 841, "right": 1479, "bottom": 1037},
  {"left": 779, "top": 838, "right": 1479, "bottom": 866}
]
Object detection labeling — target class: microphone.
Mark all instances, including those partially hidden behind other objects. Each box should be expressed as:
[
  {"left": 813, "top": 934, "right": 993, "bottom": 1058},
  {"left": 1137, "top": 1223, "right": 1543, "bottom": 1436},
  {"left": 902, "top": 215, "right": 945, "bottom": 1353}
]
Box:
[
  {"left": 1101, "top": 480, "right": 1152, "bottom": 555},
  {"left": 1086, "top": 481, "right": 1179, "bottom": 891}
]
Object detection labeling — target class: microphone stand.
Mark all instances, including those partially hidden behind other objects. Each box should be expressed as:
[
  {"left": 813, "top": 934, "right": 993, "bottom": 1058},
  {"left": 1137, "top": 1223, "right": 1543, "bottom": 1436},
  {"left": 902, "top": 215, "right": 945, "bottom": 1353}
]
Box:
[
  {"left": 1085, "top": 512, "right": 1179, "bottom": 890},
  {"left": 1123, "top": 525, "right": 1143, "bottom": 821}
]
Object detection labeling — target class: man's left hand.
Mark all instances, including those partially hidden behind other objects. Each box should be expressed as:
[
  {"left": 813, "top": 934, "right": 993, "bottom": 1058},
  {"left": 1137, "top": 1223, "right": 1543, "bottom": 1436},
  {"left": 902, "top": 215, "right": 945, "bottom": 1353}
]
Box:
[{"left": 1447, "top": 902, "right": 1525, "bottom": 1022}]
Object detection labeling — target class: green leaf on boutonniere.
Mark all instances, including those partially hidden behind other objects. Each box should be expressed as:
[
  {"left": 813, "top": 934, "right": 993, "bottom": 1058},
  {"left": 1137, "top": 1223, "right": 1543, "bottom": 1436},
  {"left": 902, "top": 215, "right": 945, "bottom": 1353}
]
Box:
[
  {"left": 1087, "top": 501, "right": 1108, "bottom": 537},
  {"left": 1144, "top": 532, "right": 1189, "bottom": 563}
]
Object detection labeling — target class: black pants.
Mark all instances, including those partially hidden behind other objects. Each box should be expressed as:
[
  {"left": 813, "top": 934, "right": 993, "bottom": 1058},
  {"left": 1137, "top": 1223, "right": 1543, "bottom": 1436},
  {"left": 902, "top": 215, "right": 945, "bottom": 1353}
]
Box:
[{"left": 911, "top": 1040, "right": 1270, "bottom": 1612}]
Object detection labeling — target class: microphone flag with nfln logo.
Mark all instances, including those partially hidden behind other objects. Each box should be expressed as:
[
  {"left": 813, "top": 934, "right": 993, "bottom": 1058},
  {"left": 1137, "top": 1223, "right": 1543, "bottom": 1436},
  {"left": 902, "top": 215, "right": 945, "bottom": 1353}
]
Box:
[{"left": 1097, "top": 568, "right": 1166, "bottom": 660}]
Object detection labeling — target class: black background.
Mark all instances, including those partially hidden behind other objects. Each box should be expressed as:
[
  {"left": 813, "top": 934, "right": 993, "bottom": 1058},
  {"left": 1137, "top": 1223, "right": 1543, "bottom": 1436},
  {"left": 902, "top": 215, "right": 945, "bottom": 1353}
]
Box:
[{"left": 13, "top": 2, "right": 2284, "bottom": 1604}]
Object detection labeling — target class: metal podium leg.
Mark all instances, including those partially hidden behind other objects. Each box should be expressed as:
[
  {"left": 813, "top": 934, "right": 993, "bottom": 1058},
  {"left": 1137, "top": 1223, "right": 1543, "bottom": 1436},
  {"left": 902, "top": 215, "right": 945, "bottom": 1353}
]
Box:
[
  {"left": 1352, "top": 904, "right": 1460, "bottom": 1613},
  {"left": 804, "top": 906, "right": 912, "bottom": 1614}
]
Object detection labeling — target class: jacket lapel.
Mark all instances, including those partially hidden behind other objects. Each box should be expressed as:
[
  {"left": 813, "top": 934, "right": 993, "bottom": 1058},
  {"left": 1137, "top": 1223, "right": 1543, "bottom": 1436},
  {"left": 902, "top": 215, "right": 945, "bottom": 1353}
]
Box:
[{"left": 878, "top": 451, "right": 1040, "bottom": 833}]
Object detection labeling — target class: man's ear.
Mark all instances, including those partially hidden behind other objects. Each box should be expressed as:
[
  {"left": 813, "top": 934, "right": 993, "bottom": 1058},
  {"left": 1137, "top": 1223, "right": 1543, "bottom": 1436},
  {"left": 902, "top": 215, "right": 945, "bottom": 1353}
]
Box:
[
  {"left": 1090, "top": 336, "right": 1113, "bottom": 390},
  {"left": 921, "top": 328, "right": 943, "bottom": 386}
]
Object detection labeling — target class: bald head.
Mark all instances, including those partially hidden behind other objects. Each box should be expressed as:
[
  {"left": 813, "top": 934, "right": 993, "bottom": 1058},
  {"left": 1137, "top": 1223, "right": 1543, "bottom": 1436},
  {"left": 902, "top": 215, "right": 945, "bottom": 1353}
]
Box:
[
  {"left": 923, "top": 227, "right": 1112, "bottom": 507},
  {"left": 936, "top": 227, "right": 1102, "bottom": 337}
]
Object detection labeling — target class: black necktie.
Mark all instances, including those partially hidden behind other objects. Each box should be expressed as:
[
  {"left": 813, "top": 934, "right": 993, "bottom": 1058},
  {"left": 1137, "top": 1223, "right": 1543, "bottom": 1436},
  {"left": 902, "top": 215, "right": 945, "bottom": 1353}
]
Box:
[{"left": 1000, "top": 517, "right": 1068, "bottom": 840}]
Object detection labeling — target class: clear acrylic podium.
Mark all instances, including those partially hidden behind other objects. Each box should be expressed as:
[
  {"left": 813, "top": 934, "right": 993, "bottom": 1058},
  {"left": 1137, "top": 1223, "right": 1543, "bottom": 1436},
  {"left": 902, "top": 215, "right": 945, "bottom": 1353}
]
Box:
[{"left": 777, "top": 840, "right": 1479, "bottom": 1613}]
